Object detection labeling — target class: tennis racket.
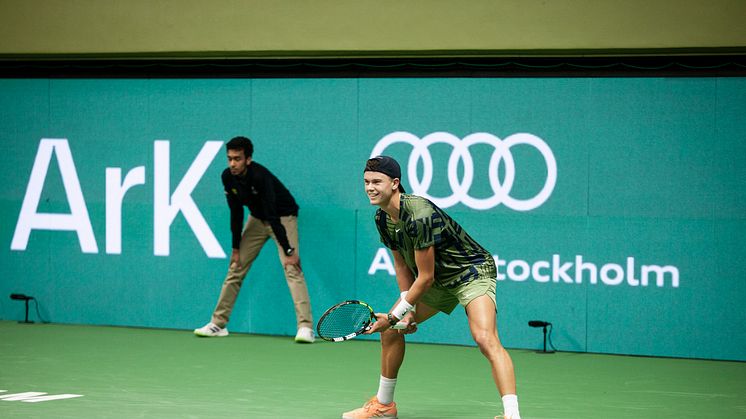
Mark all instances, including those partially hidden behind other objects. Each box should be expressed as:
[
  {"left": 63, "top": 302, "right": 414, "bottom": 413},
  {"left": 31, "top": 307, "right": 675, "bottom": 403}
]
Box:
[{"left": 316, "top": 300, "right": 406, "bottom": 342}]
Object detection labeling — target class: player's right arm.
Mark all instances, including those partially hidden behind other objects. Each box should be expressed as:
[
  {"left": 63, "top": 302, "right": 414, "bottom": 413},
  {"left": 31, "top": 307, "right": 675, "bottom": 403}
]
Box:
[
  {"left": 384, "top": 249, "right": 434, "bottom": 332},
  {"left": 402, "top": 246, "right": 435, "bottom": 306},
  {"left": 392, "top": 250, "right": 415, "bottom": 293},
  {"left": 367, "top": 250, "right": 417, "bottom": 334}
]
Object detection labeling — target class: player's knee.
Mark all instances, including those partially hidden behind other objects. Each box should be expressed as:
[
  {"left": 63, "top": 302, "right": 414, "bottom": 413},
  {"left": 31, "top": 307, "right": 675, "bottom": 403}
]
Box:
[
  {"left": 380, "top": 329, "right": 404, "bottom": 345},
  {"left": 472, "top": 329, "right": 500, "bottom": 353}
]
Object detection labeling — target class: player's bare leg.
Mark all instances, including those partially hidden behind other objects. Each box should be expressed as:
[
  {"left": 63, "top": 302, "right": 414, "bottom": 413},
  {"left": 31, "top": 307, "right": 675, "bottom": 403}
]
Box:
[
  {"left": 380, "top": 301, "right": 439, "bottom": 377},
  {"left": 466, "top": 295, "right": 521, "bottom": 418},
  {"left": 342, "top": 303, "right": 440, "bottom": 418}
]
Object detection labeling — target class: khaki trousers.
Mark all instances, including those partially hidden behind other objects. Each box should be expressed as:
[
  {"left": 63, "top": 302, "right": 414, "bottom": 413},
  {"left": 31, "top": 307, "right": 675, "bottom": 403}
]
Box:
[{"left": 211, "top": 215, "right": 312, "bottom": 329}]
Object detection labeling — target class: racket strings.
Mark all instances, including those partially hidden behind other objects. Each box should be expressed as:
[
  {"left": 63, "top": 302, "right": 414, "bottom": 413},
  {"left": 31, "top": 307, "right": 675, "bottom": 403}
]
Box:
[{"left": 317, "top": 303, "right": 373, "bottom": 339}]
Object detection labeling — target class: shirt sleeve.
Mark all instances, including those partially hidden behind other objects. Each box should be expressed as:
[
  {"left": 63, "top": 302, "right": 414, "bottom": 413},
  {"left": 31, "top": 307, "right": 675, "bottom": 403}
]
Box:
[
  {"left": 256, "top": 169, "right": 292, "bottom": 253},
  {"left": 409, "top": 207, "right": 443, "bottom": 250},
  {"left": 223, "top": 172, "right": 244, "bottom": 250}
]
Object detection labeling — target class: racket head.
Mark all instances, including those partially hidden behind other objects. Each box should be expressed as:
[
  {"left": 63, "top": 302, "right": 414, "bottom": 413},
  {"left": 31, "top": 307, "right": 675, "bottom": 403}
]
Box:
[{"left": 316, "top": 300, "right": 376, "bottom": 342}]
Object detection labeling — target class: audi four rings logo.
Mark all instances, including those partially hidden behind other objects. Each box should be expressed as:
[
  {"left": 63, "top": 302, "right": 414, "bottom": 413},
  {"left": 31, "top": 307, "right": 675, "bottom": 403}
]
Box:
[{"left": 370, "top": 131, "right": 557, "bottom": 211}]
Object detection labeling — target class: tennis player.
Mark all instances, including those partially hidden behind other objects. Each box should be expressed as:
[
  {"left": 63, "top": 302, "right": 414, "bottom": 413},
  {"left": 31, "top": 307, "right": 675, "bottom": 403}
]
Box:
[
  {"left": 343, "top": 156, "right": 521, "bottom": 419},
  {"left": 193, "top": 136, "right": 314, "bottom": 343}
]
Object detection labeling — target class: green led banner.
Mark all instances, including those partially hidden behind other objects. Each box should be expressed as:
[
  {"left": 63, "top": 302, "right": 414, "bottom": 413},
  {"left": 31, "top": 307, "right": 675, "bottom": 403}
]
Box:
[{"left": 1, "top": 78, "right": 744, "bottom": 360}]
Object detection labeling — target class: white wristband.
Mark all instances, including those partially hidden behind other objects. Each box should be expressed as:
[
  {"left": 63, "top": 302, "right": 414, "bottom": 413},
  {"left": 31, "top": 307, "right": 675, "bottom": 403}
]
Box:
[
  {"left": 391, "top": 297, "right": 414, "bottom": 320},
  {"left": 400, "top": 291, "right": 416, "bottom": 313}
]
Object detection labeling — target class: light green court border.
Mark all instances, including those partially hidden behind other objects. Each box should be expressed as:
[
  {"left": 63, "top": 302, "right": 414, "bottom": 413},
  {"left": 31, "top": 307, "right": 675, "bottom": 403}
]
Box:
[{"left": 1, "top": 321, "right": 745, "bottom": 418}]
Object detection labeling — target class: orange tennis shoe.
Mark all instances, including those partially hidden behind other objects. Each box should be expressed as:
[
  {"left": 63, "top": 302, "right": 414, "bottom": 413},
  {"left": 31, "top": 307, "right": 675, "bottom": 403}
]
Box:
[{"left": 342, "top": 396, "right": 398, "bottom": 418}]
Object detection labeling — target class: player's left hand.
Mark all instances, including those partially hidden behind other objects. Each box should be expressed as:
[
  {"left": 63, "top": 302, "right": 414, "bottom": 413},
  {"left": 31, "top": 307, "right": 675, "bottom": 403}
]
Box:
[
  {"left": 364, "top": 313, "right": 392, "bottom": 334},
  {"left": 396, "top": 312, "right": 418, "bottom": 334}
]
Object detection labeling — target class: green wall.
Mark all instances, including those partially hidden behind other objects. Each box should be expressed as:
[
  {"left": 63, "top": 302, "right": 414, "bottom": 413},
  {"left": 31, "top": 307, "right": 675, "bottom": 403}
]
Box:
[
  {"left": 1, "top": 0, "right": 745, "bottom": 57},
  {"left": 1, "top": 77, "right": 744, "bottom": 361}
]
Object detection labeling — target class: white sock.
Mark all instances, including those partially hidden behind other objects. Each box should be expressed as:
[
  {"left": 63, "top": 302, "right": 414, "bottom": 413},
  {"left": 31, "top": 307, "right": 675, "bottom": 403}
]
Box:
[
  {"left": 502, "top": 394, "right": 520, "bottom": 418},
  {"left": 376, "top": 375, "right": 397, "bottom": 405}
]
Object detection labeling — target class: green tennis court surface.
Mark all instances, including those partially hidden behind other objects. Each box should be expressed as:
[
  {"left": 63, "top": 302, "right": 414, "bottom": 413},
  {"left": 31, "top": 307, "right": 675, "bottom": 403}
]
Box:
[{"left": 1, "top": 321, "right": 744, "bottom": 418}]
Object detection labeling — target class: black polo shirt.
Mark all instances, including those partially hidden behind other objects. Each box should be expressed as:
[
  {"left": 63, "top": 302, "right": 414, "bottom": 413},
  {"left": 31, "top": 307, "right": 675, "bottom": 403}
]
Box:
[{"left": 222, "top": 162, "right": 299, "bottom": 253}]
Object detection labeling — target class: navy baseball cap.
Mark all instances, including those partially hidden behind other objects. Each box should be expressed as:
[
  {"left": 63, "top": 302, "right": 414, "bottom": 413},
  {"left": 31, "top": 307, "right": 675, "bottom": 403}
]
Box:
[{"left": 365, "top": 155, "right": 406, "bottom": 193}]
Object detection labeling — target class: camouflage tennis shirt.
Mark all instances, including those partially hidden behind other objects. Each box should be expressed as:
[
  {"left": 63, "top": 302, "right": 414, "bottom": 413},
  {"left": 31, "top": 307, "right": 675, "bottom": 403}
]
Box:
[{"left": 374, "top": 194, "right": 496, "bottom": 289}]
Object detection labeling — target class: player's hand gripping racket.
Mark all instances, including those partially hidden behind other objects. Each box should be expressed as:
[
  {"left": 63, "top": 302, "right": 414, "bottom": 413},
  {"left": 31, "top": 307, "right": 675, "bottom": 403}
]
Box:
[{"left": 316, "top": 300, "right": 406, "bottom": 342}]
